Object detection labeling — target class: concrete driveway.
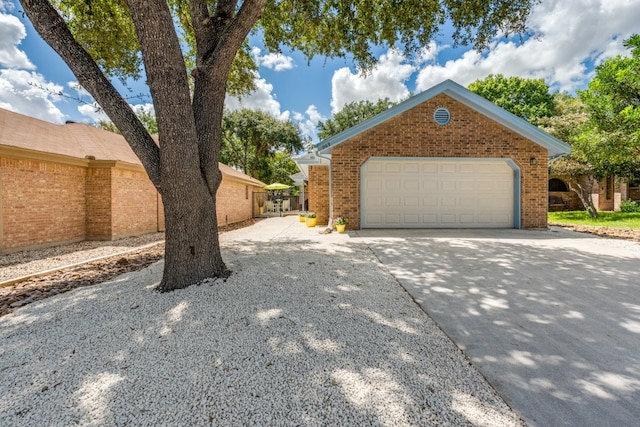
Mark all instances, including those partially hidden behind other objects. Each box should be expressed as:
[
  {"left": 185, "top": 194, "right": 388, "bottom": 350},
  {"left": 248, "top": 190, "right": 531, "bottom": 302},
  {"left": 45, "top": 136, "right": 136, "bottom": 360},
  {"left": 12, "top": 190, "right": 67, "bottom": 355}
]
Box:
[{"left": 353, "top": 228, "right": 640, "bottom": 426}]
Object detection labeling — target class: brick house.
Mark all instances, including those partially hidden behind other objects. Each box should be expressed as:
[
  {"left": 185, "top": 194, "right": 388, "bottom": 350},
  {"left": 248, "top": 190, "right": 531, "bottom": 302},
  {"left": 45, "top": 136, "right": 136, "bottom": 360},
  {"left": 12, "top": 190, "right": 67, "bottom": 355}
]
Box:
[
  {"left": 296, "top": 80, "right": 571, "bottom": 229},
  {"left": 548, "top": 174, "right": 637, "bottom": 212},
  {"left": 0, "top": 108, "right": 264, "bottom": 253}
]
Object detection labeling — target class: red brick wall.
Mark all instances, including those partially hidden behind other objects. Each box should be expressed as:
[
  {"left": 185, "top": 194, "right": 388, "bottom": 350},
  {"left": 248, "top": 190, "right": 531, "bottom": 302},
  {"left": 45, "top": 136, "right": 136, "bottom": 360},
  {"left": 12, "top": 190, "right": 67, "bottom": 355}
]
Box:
[
  {"left": 111, "top": 167, "right": 160, "bottom": 238},
  {"left": 308, "top": 165, "right": 330, "bottom": 225},
  {"left": 85, "top": 165, "right": 112, "bottom": 239},
  {"left": 1, "top": 156, "right": 86, "bottom": 252},
  {"left": 1, "top": 149, "right": 255, "bottom": 252},
  {"left": 327, "top": 94, "right": 548, "bottom": 229},
  {"left": 216, "top": 179, "right": 260, "bottom": 226}
]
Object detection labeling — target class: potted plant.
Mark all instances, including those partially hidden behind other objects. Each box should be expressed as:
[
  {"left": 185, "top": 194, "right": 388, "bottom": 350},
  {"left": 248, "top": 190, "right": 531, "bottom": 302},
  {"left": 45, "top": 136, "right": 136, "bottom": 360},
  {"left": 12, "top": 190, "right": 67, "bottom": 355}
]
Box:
[
  {"left": 299, "top": 211, "right": 306, "bottom": 222},
  {"left": 258, "top": 199, "right": 265, "bottom": 215},
  {"left": 305, "top": 212, "right": 317, "bottom": 227},
  {"left": 334, "top": 217, "right": 347, "bottom": 233}
]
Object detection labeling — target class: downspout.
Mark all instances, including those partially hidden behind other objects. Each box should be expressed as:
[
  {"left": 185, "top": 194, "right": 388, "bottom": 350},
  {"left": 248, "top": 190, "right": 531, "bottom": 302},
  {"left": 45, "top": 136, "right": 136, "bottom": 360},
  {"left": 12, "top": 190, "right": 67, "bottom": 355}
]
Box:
[{"left": 316, "top": 151, "right": 333, "bottom": 227}]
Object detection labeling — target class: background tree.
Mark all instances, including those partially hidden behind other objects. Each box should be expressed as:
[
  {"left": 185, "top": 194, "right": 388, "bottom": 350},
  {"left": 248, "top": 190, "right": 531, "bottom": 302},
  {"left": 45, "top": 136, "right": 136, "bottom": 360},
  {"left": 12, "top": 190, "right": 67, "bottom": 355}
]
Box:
[
  {"left": 539, "top": 94, "right": 599, "bottom": 216},
  {"left": 221, "top": 109, "right": 302, "bottom": 183},
  {"left": 317, "top": 98, "right": 397, "bottom": 140},
  {"left": 577, "top": 34, "right": 640, "bottom": 182},
  {"left": 468, "top": 74, "right": 555, "bottom": 125},
  {"left": 265, "top": 152, "right": 301, "bottom": 188},
  {"left": 20, "top": 0, "right": 538, "bottom": 291}
]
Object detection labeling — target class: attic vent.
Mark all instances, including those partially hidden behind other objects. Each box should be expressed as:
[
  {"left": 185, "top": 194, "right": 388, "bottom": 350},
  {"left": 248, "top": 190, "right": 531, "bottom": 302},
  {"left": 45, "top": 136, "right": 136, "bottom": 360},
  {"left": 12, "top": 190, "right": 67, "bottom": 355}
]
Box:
[{"left": 433, "top": 108, "right": 450, "bottom": 125}]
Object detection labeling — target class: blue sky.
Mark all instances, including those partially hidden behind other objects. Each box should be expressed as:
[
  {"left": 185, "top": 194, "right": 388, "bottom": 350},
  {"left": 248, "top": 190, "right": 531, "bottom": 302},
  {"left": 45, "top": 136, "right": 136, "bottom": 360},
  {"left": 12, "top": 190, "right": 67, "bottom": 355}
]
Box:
[{"left": 1, "top": 0, "right": 639, "bottom": 141}]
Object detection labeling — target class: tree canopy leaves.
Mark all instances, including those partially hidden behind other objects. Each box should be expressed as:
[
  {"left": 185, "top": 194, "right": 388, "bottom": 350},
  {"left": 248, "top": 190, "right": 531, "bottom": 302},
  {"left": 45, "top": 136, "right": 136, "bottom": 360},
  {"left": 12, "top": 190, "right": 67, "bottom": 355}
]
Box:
[
  {"left": 317, "top": 98, "right": 397, "bottom": 140},
  {"left": 577, "top": 34, "right": 640, "bottom": 179},
  {"left": 468, "top": 74, "right": 555, "bottom": 125},
  {"left": 47, "top": 1, "right": 538, "bottom": 94}
]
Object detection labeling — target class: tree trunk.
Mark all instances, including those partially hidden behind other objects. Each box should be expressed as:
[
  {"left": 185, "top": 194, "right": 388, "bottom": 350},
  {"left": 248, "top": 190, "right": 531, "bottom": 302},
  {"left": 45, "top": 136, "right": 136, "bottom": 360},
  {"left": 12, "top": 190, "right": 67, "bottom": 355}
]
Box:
[
  {"left": 159, "top": 173, "right": 229, "bottom": 291},
  {"left": 567, "top": 176, "right": 599, "bottom": 218},
  {"left": 21, "top": 0, "right": 266, "bottom": 291}
]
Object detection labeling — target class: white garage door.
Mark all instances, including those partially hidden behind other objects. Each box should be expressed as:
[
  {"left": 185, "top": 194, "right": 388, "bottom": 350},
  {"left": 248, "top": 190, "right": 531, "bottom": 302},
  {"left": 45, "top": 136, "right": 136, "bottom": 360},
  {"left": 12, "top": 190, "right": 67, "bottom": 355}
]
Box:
[{"left": 361, "top": 159, "right": 515, "bottom": 228}]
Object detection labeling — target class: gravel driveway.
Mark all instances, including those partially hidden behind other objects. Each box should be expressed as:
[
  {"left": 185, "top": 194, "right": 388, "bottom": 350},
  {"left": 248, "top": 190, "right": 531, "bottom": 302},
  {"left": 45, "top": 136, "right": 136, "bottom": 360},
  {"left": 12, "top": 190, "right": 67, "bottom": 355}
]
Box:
[
  {"left": 356, "top": 228, "right": 640, "bottom": 427},
  {"left": 0, "top": 217, "right": 523, "bottom": 426}
]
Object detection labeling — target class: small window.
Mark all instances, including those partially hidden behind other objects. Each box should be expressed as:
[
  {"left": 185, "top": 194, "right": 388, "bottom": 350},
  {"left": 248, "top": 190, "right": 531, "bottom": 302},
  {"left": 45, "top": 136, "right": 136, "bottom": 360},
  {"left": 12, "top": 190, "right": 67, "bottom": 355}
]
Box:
[
  {"left": 549, "top": 178, "right": 568, "bottom": 192},
  {"left": 433, "top": 108, "right": 450, "bottom": 125},
  {"left": 245, "top": 185, "right": 249, "bottom": 200}
]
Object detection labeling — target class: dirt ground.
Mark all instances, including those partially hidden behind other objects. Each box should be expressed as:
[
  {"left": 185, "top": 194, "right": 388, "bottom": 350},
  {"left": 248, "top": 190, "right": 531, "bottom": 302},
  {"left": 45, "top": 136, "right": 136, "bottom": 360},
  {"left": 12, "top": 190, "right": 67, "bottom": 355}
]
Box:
[
  {"left": 1, "top": 219, "right": 636, "bottom": 317},
  {"left": 548, "top": 222, "right": 640, "bottom": 242}
]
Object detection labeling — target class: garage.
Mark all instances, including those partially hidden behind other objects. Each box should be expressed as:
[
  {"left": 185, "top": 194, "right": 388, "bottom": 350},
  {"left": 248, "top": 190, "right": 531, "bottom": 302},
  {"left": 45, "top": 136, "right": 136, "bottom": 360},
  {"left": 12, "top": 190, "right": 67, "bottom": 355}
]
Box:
[
  {"left": 361, "top": 158, "right": 517, "bottom": 228},
  {"left": 296, "top": 80, "right": 571, "bottom": 229}
]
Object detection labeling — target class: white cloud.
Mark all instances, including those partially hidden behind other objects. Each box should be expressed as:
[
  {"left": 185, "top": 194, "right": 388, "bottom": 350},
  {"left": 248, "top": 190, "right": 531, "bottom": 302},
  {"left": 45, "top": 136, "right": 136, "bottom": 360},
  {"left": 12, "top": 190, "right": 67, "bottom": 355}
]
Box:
[
  {"left": 0, "top": 68, "right": 64, "bottom": 122},
  {"left": 78, "top": 101, "right": 155, "bottom": 124},
  {"left": 0, "top": 12, "right": 35, "bottom": 69},
  {"left": 293, "top": 105, "right": 326, "bottom": 140},
  {"left": 77, "top": 103, "right": 108, "bottom": 123},
  {"left": 305, "top": 104, "right": 325, "bottom": 124},
  {"left": 68, "top": 81, "right": 91, "bottom": 98},
  {"left": 0, "top": 1, "right": 14, "bottom": 13},
  {"left": 68, "top": 80, "right": 155, "bottom": 123},
  {"left": 225, "top": 76, "right": 288, "bottom": 120},
  {"left": 416, "top": 41, "right": 447, "bottom": 65},
  {"left": 330, "top": 49, "right": 414, "bottom": 113},
  {"left": 415, "top": 0, "right": 640, "bottom": 93},
  {"left": 131, "top": 103, "right": 155, "bottom": 116},
  {"left": 251, "top": 47, "right": 295, "bottom": 72}
]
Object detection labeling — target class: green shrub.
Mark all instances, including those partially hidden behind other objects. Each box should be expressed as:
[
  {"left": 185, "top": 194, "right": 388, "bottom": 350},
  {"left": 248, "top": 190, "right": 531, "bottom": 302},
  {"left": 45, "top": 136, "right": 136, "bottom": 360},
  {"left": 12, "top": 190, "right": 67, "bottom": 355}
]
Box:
[{"left": 620, "top": 199, "right": 640, "bottom": 213}]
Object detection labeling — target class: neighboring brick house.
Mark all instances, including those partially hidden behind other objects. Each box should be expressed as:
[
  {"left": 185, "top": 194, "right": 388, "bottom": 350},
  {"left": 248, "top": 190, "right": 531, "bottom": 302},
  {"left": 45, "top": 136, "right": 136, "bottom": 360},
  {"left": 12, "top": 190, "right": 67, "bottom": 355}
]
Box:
[
  {"left": 0, "top": 108, "right": 264, "bottom": 253},
  {"left": 548, "top": 174, "right": 634, "bottom": 212},
  {"left": 296, "top": 80, "right": 571, "bottom": 229}
]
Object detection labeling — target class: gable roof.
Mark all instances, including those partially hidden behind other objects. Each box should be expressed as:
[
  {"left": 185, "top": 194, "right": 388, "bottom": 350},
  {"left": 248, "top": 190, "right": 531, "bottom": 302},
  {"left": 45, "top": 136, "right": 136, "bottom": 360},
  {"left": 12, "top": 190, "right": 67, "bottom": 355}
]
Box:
[
  {"left": 316, "top": 79, "right": 571, "bottom": 157},
  {"left": 0, "top": 107, "right": 265, "bottom": 187}
]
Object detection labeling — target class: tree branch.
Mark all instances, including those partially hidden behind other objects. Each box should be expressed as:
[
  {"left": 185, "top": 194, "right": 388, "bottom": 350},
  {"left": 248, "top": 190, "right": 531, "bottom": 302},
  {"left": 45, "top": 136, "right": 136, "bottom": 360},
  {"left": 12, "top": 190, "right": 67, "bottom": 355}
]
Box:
[
  {"left": 188, "top": 0, "right": 266, "bottom": 197},
  {"left": 126, "top": 0, "right": 202, "bottom": 185},
  {"left": 19, "top": 0, "right": 162, "bottom": 189},
  {"left": 208, "top": 0, "right": 267, "bottom": 67}
]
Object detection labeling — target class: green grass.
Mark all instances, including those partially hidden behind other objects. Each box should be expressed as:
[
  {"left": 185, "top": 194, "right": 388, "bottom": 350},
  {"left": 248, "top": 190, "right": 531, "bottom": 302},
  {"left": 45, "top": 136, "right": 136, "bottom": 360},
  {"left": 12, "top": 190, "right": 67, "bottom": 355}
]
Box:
[{"left": 548, "top": 211, "right": 640, "bottom": 230}]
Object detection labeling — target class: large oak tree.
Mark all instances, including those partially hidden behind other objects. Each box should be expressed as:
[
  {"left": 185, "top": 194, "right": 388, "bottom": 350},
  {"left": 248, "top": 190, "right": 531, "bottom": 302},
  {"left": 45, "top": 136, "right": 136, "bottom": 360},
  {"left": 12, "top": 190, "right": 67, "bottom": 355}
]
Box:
[{"left": 20, "top": 0, "right": 538, "bottom": 291}]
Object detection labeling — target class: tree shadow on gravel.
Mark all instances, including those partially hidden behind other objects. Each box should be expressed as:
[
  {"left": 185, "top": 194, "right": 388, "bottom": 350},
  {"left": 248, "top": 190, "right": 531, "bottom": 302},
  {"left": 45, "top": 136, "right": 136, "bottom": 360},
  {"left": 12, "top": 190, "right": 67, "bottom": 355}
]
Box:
[
  {"left": 0, "top": 235, "right": 523, "bottom": 426},
  {"left": 352, "top": 229, "right": 640, "bottom": 427}
]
